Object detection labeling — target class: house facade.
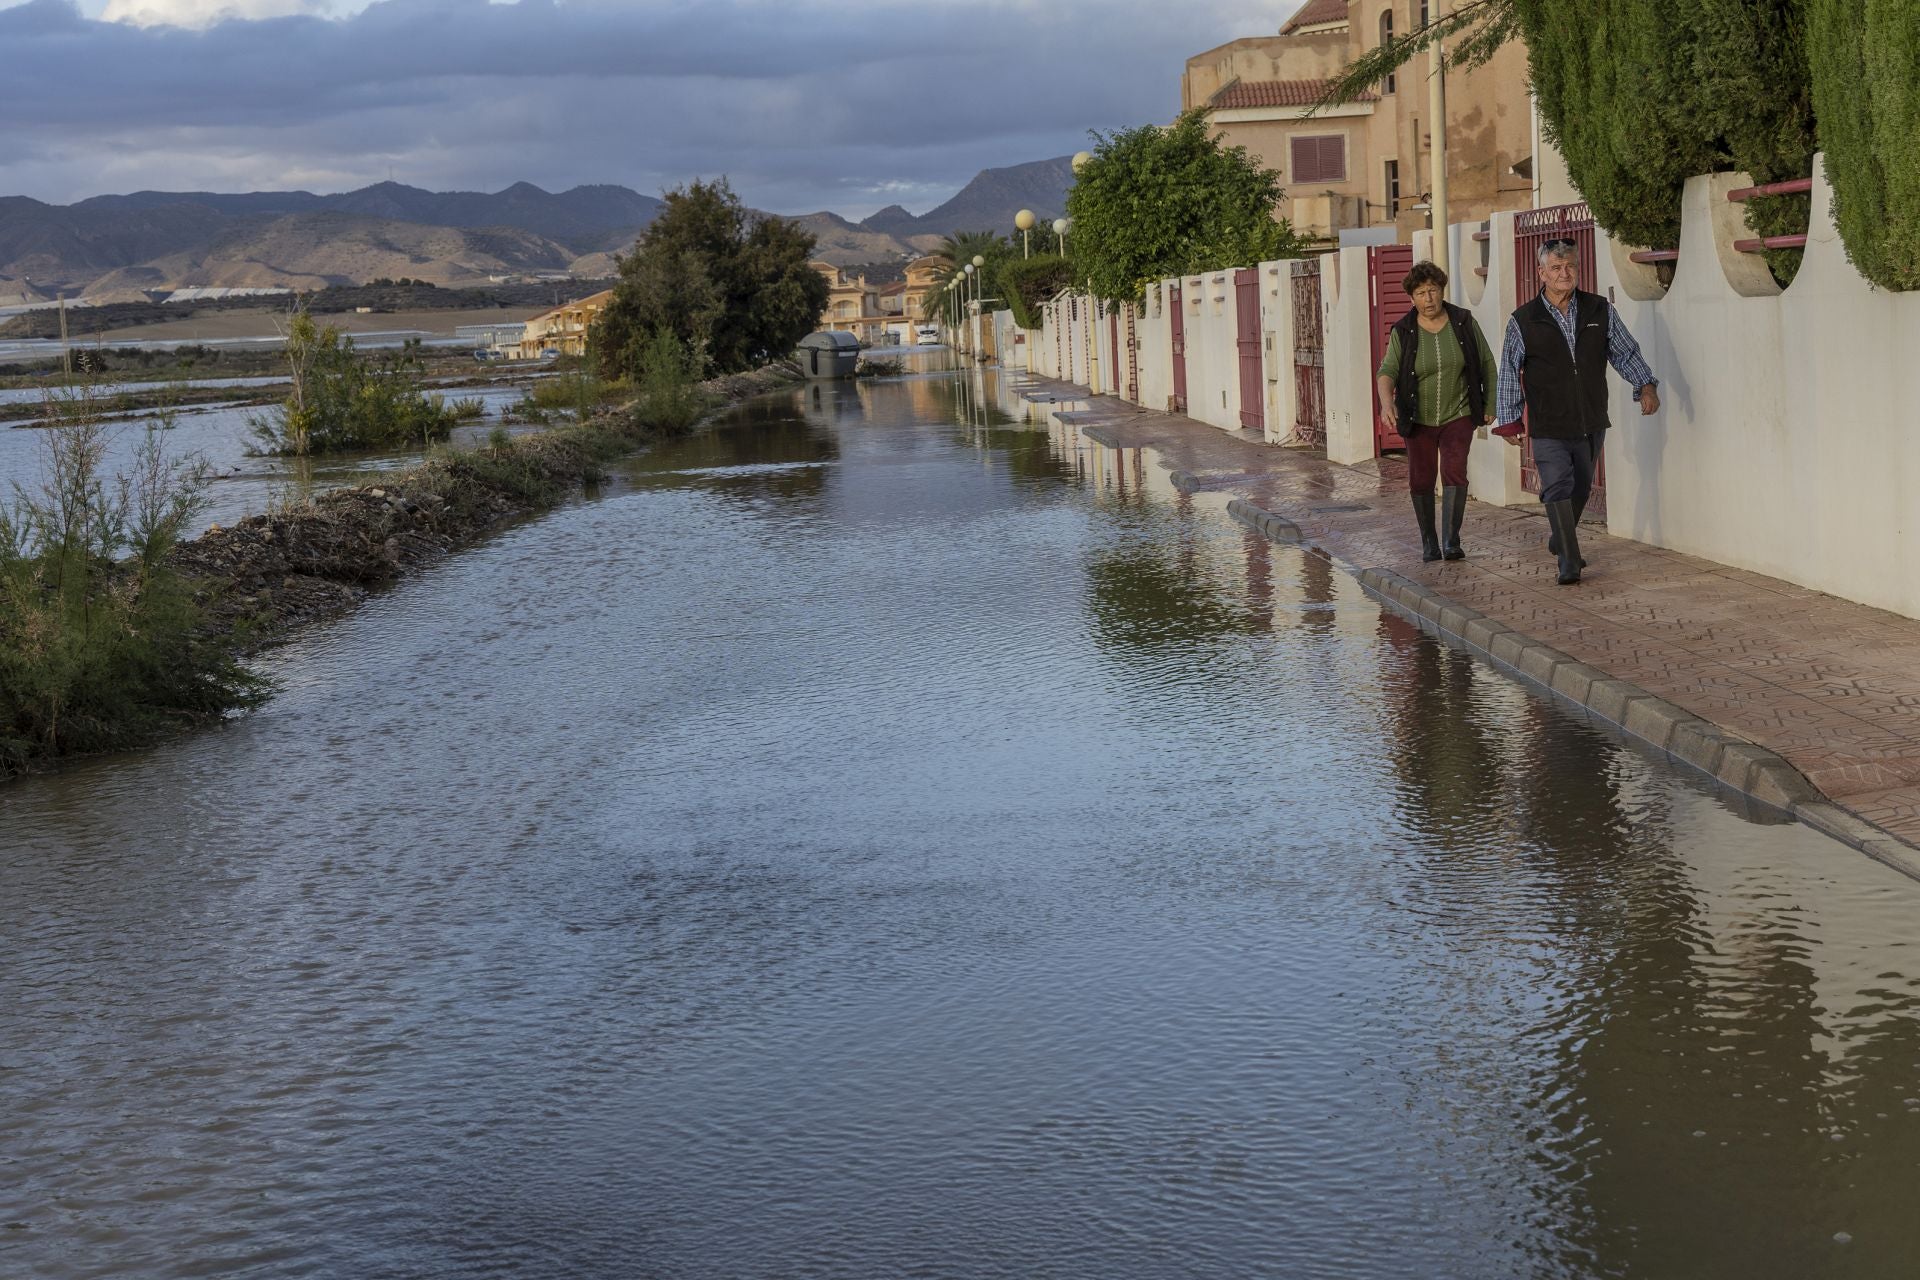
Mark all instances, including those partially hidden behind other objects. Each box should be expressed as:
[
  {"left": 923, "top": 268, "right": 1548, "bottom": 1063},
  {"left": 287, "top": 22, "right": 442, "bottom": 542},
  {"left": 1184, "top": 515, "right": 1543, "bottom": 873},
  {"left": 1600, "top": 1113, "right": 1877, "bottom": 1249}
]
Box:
[
  {"left": 516, "top": 288, "right": 615, "bottom": 359},
  {"left": 1183, "top": 0, "right": 1541, "bottom": 242}
]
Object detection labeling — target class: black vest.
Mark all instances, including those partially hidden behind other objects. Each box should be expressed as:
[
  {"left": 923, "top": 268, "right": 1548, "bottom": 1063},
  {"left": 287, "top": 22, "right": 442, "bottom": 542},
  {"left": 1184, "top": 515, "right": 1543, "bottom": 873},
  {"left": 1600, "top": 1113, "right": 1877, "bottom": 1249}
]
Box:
[
  {"left": 1517, "top": 289, "right": 1612, "bottom": 440},
  {"left": 1392, "top": 302, "right": 1487, "bottom": 428}
]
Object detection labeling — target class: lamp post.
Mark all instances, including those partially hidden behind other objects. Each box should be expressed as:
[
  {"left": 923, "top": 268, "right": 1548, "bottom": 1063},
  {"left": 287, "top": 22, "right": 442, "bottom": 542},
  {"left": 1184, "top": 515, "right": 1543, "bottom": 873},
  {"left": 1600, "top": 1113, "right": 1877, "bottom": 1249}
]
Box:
[
  {"left": 1053, "top": 217, "right": 1070, "bottom": 258},
  {"left": 1015, "top": 209, "right": 1036, "bottom": 258},
  {"left": 1427, "top": 0, "right": 1450, "bottom": 274},
  {"left": 963, "top": 263, "right": 975, "bottom": 355}
]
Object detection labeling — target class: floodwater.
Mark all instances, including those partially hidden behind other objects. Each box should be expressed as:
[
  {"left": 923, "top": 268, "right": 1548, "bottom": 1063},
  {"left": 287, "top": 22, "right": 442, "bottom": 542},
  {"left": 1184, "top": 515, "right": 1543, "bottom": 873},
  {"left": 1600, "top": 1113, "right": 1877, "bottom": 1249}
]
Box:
[
  {"left": 0, "top": 383, "right": 536, "bottom": 532},
  {"left": 4, "top": 368, "right": 1920, "bottom": 1280}
]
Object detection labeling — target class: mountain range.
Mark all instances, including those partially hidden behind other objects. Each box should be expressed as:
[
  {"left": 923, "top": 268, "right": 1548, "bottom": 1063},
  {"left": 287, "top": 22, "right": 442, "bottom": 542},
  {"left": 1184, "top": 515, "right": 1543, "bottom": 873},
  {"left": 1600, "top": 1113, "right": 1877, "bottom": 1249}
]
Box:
[{"left": 0, "top": 158, "right": 1073, "bottom": 303}]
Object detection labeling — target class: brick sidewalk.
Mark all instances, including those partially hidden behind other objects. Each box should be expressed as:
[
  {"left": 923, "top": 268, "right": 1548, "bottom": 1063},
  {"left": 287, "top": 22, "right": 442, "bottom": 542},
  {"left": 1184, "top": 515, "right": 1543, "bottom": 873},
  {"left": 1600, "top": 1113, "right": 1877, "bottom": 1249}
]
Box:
[{"left": 1022, "top": 378, "right": 1920, "bottom": 852}]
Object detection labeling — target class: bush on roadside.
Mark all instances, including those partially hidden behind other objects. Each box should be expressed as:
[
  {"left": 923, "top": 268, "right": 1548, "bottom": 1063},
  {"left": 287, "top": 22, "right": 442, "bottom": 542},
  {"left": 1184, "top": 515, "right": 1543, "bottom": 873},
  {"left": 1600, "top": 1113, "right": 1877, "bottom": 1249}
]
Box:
[
  {"left": 249, "top": 314, "right": 456, "bottom": 456},
  {"left": 997, "top": 255, "right": 1074, "bottom": 329},
  {"left": 0, "top": 407, "right": 266, "bottom": 776}
]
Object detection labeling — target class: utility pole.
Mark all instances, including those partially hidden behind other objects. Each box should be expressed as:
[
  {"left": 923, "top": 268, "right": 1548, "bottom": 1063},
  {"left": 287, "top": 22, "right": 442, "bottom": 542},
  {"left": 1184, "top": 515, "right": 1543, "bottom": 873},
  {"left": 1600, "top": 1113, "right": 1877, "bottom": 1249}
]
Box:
[
  {"left": 1428, "top": 0, "right": 1451, "bottom": 275},
  {"left": 58, "top": 292, "right": 71, "bottom": 378}
]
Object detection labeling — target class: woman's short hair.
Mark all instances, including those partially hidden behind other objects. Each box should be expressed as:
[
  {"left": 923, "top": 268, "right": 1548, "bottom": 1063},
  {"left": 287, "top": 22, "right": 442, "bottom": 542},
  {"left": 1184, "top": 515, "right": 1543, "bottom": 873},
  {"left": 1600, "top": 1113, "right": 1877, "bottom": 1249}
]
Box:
[{"left": 1403, "top": 260, "right": 1449, "bottom": 295}]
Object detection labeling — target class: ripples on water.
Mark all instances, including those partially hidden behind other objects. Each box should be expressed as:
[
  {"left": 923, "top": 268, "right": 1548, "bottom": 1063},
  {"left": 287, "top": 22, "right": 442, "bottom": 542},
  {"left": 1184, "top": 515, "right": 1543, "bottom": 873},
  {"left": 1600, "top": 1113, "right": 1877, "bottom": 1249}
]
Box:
[{"left": 4, "top": 371, "right": 1920, "bottom": 1279}]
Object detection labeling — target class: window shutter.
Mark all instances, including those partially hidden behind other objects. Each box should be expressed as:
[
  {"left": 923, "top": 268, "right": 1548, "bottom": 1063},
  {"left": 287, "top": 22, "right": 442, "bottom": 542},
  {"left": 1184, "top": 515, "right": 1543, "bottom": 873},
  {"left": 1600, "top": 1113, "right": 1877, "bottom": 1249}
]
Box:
[{"left": 1291, "top": 135, "right": 1347, "bottom": 184}]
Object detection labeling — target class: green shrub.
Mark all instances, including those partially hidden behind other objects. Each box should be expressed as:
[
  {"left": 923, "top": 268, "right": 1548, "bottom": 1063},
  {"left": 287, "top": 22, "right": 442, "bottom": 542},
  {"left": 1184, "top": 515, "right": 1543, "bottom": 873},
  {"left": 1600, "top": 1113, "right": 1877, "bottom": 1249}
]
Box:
[
  {"left": 997, "top": 255, "right": 1074, "bottom": 329},
  {"left": 447, "top": 396, "right": 487, "bottom": 420},
  {"left": 631, "top": 328, "right": 705, "bottom": 434},
  {"left": 1809, "top": 0, "right": 1920, "bottom": 289},
  {"left": 249, "top": 315, "right": 455, "bottom": 455},
  {"left": 0, "top": 414, "right": 265, "bottom": 774}
]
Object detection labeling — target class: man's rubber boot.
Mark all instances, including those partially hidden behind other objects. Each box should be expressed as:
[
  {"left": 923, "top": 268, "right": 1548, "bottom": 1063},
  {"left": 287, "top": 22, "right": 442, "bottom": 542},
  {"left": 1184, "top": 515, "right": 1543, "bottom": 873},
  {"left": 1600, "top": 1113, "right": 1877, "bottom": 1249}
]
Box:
[
  {"left": 1441, "top": 486, "right": 1467, "bottom": 560},
  {"left": 1412, "top": 492, "right": 1442, "bottom": 562},
  {"left": 1546, "top": 499, "right": 1582, "bottom": 584},
  {"left": 1547, "top": 493, "right": 1590, "bottom": 567}
]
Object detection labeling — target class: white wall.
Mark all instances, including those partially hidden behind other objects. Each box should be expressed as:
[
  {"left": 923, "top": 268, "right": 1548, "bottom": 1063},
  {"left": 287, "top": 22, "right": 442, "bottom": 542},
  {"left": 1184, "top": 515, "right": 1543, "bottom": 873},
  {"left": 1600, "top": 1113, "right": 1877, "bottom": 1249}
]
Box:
[
  {"left": 1598, "top": 159, "right": 1920, "bottom": 618},
  {"left": 1136, "top": 282, "right": 1175, "bottom": 412},
  {"left": 1257, "top": 259, "right": 1292, "bottom": 445},
  {"left": 1323, "top": 247, "right": 1376, "bottom": 465},
  {"left": 1181, "top": 271, "right": 1243, "bottom": 431},
  {"left": 1031, "top": 156, "right": 1920, "bottom": 617}
]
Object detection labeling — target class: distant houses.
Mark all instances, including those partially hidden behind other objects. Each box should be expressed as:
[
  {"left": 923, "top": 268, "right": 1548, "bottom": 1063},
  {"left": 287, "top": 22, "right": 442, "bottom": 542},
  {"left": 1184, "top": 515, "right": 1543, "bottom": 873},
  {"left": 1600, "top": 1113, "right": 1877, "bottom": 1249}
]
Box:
[
  {"left": 485, "top": 288, "right": 614, "bottom": 359},
  {"left": 811, "top": 257, "right": 944, "bottom": 344}
]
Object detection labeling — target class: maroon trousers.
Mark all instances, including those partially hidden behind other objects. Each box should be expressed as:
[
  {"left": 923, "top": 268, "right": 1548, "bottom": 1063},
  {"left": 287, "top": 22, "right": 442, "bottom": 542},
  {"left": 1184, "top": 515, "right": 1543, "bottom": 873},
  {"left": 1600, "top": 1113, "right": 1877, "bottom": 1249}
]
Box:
[{"left": 1405, "top": 416, "right": 1476, "bottom": 492}]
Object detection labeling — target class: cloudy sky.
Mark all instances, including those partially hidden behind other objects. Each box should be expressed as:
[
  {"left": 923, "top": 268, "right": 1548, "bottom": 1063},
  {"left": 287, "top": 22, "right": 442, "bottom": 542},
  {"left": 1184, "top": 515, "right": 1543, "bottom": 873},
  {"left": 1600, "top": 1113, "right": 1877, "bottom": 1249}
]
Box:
[{"left": 0, "top": 0, "right": 1291, "bottom": 218}]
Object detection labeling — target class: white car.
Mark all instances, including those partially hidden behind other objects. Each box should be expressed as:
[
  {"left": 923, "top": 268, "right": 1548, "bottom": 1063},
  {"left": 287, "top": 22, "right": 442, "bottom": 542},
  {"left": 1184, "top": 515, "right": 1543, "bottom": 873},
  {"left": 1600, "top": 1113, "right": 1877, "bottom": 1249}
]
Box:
[{"left": 915, "top": 325, "right": 940, "bottom": 346}]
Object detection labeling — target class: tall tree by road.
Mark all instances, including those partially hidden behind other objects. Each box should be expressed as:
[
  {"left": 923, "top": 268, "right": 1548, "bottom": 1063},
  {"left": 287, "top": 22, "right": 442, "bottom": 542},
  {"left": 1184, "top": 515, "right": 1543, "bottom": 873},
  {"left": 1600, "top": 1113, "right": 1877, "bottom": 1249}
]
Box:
[{"left": 593, "top": 179, "right": 830, "bottom": 380}]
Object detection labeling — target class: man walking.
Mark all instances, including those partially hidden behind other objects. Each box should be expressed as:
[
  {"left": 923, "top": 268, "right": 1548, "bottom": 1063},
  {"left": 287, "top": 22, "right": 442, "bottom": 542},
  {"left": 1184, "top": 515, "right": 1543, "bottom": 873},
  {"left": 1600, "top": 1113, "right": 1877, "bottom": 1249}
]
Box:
[{"left": 1492, "top": 238, "right": 1660, "bottom": 584}]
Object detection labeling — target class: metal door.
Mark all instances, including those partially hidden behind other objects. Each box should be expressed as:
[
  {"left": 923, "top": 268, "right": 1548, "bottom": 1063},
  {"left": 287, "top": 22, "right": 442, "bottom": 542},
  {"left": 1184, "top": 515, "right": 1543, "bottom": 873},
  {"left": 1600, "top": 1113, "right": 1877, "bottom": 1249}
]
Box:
[
  {"left": 1169, "top": 284, "right": 1188, "bottom": 412},
  {"left": 1235, "top": 267, "right": 1264, "bottom": 431},
  {"left": 1368, "top": 244, "right": 1413, "bottom": 454},
  {"left": 1291, "top": 259, "right": 1325, "bottom": 446},
  {"left": 1125, "top": 304, "right": 1139, "bottom": 403}
]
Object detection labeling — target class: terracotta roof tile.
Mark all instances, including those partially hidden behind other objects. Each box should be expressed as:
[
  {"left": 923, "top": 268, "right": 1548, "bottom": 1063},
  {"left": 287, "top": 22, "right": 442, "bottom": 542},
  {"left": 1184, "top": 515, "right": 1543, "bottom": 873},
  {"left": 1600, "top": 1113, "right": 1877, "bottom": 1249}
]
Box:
[
  {"left": 1209, "top": 78, "right": 1374, "bottom": 109},
  {"left": 1280, "top": 0, "right": 1347, "bottom": 32}
]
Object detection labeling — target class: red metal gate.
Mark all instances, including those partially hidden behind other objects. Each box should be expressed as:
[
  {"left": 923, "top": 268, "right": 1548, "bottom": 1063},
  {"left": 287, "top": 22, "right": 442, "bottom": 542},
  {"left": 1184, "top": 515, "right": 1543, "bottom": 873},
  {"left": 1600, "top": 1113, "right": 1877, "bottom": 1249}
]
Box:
[
  {"left": 1514, "top": 202, "right": 1606, "bottom": 517},
  {"left": 1235, "top": 267, "right": 1264, "bottom": 431},
  {"left": 1368, "top": 244, "right": 1413, "bottom": 453},
  {"left": 1125, "top": 304, "right": 1139, "bottom": 403},
  {"left": 1169, "top": 284, "right": 1188, "bottom": 412},
  {"left": 1291, "top": 259, "right": 1325, "bottom": 447}
]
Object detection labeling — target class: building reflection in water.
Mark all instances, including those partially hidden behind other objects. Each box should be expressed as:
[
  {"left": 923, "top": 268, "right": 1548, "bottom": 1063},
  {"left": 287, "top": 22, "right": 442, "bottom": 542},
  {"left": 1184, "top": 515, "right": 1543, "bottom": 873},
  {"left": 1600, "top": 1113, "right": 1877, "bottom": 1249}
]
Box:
[{"left": 1371, "top": 608, "right": 1920, "bottom": 1275}]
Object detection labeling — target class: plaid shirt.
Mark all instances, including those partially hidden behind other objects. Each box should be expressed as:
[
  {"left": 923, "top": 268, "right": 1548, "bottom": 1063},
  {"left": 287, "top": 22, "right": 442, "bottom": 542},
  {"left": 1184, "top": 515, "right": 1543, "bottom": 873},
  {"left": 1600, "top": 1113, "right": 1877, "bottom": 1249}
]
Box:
[{"left": 1495, "top": 291, "right": 1657, "bottom": 427}]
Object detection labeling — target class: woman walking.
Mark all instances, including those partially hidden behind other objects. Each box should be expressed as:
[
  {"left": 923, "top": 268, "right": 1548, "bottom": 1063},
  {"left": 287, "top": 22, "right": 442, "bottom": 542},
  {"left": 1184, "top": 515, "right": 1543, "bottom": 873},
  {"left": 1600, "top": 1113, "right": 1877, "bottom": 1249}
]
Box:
[{"left": 1375, "top": 260, "right": 1497, "bottom": 561}]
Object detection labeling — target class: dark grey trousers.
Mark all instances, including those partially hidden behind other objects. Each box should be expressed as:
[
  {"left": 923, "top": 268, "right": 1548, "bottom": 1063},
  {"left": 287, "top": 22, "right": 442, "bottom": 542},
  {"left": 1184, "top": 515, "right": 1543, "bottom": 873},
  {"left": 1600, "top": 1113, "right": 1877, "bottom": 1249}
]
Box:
[{"left": 1533, "top": 430, "right": 1606, "bottom": 505}]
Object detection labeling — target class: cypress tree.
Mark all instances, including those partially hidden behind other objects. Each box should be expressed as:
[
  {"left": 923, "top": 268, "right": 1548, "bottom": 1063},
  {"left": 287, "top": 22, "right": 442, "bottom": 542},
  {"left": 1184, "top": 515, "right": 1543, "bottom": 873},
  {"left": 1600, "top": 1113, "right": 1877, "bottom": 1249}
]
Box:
[
  {"left": 1683, "top": 0, "right": 1815, "bottom": 283},
  {"left": 1809, "top": 0, "right": 1920, "bottom": 289},
  {"left": 1515, "top": 0, "right": 1718, "bottom": 249},
  {"left": 1516, "top": 0, "right": 1814, "bottom": 282}
]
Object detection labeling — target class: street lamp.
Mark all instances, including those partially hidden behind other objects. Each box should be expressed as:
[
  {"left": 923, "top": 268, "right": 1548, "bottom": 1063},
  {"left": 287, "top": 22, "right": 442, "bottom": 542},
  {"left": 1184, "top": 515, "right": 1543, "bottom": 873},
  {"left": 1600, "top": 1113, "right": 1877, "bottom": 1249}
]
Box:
[
  {"left": 1053, "top": 217, "right": 1070, "bottom": 258},
  {"left": 1071, "top": 150, "right": 1092, "bottom": 173},
  {"left": 1015, "top": 209, "right": 1036, "bottom": 258}
]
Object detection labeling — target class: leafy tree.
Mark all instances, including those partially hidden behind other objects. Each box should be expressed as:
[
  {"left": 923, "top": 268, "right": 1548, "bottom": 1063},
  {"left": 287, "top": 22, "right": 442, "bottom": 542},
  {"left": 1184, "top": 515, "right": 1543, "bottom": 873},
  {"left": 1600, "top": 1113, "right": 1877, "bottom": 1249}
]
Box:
[
  {"left": 1809, "top": 0, "right": 1920, "bottom": 289},
  {"left": 1317, "top": 0, "right": 1814, "bottom": 280},
  {"left": 1063, "top": 111, "right": 1305, "bottom": 304},
  {"left": 593, "top": 179, "right": 830, "bottom": 380}
]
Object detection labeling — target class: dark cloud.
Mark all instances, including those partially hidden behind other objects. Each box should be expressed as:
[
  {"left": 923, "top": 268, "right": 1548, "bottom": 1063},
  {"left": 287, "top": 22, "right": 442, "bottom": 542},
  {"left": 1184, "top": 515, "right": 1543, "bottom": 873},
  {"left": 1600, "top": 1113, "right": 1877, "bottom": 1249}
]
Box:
[{"left": 0, "top": 0, "right": 1271, "bottom": 215}]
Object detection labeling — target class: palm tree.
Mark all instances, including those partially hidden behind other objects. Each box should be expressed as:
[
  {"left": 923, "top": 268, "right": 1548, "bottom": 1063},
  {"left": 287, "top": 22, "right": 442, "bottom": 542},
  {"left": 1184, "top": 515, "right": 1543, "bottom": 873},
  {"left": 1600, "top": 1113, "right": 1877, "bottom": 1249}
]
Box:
[{"left": 921, "top": 230, "right": 1010, "bottom": 321}]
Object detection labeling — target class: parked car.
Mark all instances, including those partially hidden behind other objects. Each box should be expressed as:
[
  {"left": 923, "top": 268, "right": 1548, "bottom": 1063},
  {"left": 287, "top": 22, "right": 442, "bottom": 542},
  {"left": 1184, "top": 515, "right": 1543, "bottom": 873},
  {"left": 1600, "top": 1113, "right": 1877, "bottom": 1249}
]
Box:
[{"left": 916, "top": 325, "right": 939, "bottom": 346}]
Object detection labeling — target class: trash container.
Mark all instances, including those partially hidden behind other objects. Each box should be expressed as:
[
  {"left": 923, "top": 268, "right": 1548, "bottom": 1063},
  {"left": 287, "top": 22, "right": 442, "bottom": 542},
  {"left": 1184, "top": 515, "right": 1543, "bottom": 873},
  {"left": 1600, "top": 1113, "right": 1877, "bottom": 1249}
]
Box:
[{"left": 795, "top": 330, "right": 862, "bottom": 379}]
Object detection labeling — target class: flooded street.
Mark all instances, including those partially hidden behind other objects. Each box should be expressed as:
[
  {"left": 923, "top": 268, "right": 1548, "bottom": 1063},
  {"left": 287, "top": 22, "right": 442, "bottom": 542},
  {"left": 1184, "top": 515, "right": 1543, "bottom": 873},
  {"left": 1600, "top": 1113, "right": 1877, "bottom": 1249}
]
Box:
[{"left": 4, "top": 369, "right": 1920, "bottom": 1279}]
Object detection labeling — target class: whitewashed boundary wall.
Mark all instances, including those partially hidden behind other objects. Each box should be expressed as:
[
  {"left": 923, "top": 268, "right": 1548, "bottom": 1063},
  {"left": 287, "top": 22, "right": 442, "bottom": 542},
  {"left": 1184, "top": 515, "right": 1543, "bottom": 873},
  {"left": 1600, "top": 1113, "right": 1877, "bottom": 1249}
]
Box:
[{"left": 1599, "top": 158, "right": 1920, "bottom": 619}]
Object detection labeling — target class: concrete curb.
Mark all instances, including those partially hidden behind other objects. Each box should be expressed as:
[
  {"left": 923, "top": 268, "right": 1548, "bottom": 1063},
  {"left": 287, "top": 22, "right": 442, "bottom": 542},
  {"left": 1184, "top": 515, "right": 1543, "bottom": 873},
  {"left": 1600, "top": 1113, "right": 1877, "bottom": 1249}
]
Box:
[{"left": 1224, "top": 500, "right": 1920, "bottom": 881}]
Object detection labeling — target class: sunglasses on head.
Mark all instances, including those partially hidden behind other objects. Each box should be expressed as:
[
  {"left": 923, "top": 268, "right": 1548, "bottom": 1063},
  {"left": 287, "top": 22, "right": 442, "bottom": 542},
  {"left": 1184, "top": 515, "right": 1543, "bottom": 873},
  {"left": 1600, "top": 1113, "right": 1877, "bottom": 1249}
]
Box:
[{"left": 1542, "top": 237, "right": 1578, "bottom": 252}]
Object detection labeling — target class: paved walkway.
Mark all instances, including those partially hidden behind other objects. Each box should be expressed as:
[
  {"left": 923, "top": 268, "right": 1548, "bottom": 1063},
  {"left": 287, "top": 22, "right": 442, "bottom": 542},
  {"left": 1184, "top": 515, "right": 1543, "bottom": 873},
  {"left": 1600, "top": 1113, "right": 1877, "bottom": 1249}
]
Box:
[{"left": 1017, "top": 376, "right": 1920, "bottom": 856}]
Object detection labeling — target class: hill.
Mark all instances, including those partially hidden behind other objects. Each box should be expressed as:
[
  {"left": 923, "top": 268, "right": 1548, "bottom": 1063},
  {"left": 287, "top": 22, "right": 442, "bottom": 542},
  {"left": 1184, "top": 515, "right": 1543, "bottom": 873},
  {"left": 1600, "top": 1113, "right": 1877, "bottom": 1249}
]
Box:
[
  {"left": 857, "top": 156, "right": 1074, "bottom": 240},
  {"left": 5, "top": 160, "right": 1074, "bottom": 298},
  {"left": 82, "top": 213, "right": 579, "bottom": 297}
]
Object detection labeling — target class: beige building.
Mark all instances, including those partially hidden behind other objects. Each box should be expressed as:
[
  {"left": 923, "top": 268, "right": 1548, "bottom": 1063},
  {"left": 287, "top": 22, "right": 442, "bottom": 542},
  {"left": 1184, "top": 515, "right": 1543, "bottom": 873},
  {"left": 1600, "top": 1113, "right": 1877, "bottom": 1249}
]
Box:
[
  {"left": 813, "top": 256, "right": 948, "bottom": 343},
  {"left": 1182, "top": 0, "right": 1539, "bottom": 242},
  {"left": 517, "top": 288, "right": 615, "bottom": 359}
]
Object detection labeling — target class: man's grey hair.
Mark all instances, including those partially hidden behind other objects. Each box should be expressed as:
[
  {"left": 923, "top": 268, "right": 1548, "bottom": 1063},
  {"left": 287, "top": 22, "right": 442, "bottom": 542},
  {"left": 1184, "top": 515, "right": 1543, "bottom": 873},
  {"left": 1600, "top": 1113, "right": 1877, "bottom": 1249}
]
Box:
[{"left": 1537, "top": 238, "right": 1581, "bottom": 268}]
